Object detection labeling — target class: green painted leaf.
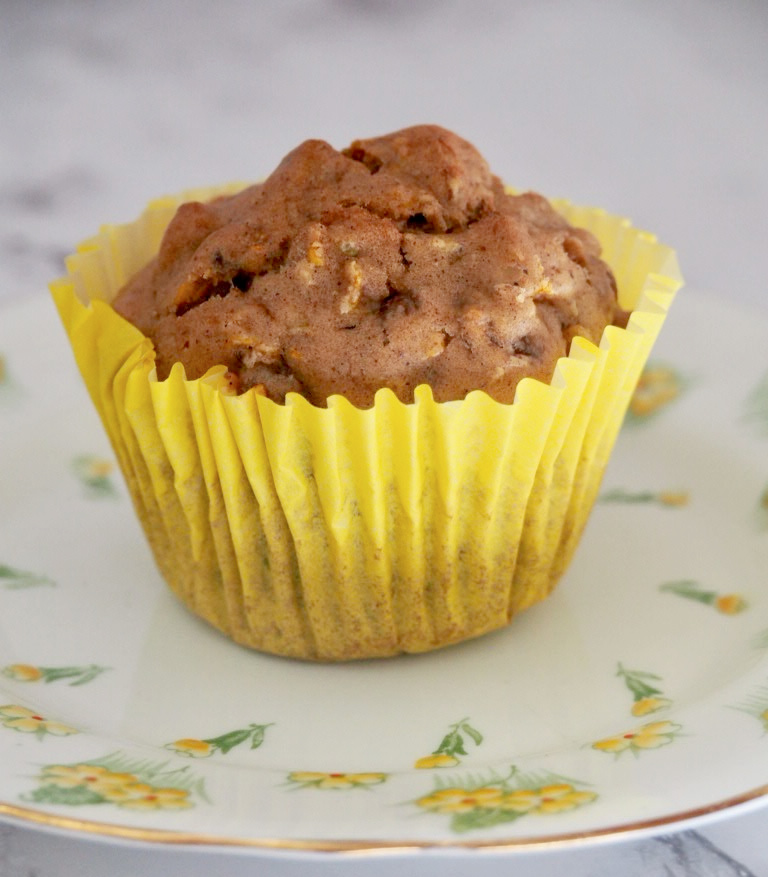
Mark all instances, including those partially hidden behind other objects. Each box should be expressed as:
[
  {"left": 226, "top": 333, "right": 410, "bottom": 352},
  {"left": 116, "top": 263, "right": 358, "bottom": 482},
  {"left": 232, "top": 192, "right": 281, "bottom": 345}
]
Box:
[
  {"left": 600, "top": 489, "right": 657, "bottom": 503},
  {"left": 43, "top": 665, "right": 109, "bottom": 686},
  {"left": 453, "top": 737, "right": 468, "bottom": 756},
  {"left": 433, "top": 719, "right": 483, "bottom": 759},
  {"left": 249, "top": 725, "right": 270, "bottom": 749},
  {"left": 200, "top": 722, "right": 272, "bottom": 754},
  {"left": 0, "top": 355, "right": 22, "bottom": 402},
  {"left": 599, "top": 488, "right": 689, "bottom": 508},
  {"left": 25, "top": 784, "right": 105, "bottom": 806},
  {"left": 0, "top": 565, "right": 55, "bottom": 589},
  {"left": 450, "top": 807, "right": 524, "bottom": 833},
  {"left": 207, "top": 728, "right": 252, "bottom": 755},
  {"left": 40, "top": 667, "right": 85, "bottom": 683},
  {"left": 758, "top": 485, "right": 768, "bottom": 528},
  {"left": 461, "top": 723, "right": 484, "bottom": 747},
  {"left": 617, "top": 664, "right": 664, "bottom": 700},
  {"left": 744, "top": 372, "right": 768, "bottom": 437},
  {"left": 659, "top": 580, "right": 715, "bottom": 605},
  {"left": 71, "top": 456, "right": 118, "bottom": 499},
  {"left": 434, "top": 732, "right": 458, "bottom": 756},
  {"left": 68, "top": 666, "right": 110, "bottom": 686}
]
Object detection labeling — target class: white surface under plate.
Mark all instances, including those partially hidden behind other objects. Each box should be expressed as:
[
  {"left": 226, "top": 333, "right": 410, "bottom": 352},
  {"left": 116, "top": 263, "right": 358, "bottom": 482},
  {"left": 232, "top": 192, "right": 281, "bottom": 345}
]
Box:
[{"left": 1, "top": 288, "right": 768, "bottom": 855}]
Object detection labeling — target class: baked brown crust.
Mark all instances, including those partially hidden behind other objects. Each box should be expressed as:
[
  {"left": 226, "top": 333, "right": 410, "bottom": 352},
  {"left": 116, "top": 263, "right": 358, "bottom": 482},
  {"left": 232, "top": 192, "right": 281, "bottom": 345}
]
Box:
[{"left": 113, "top": 125, "right": 623, "bottom": 407}]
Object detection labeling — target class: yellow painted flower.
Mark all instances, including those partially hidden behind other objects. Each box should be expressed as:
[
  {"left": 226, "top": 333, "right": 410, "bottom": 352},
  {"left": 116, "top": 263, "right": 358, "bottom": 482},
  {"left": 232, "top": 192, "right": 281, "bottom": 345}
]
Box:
[
  {"left": 416, "top": 786, "right": 505, "bottom": 813},
  {"left": 503, "top": 784, "right": 597, "bottom": 814},
  {"left": 71, "top": 455, "right": 118, "bottom": 498},
  {"left": 537, "top": 785, "right": 596, "bottom": 813},
  {"left": 287, "top": 771, "right": 332, "bottom": 786},
  {"left": 414, "top": 754, "right": 460, "bottom": 769},
  {"left": 629, "top": 366, "right": 681, "bottom": 417},
  {"left": 0, "top": 705, "right": 78, "bottom": 736},
  {"left": 41, "top": 764, "right": 138, "bottom": 795},
  {"left": 495, "top": 788, "right": 539, "bottom": 812},
  {"left": 495, "top": 784, "right": 596, "bottom": 814},
  {"left": 761, "top": 709, "right": 768, "bottom": 731},
  {"left": 83, "top": 458, "right": 114, "bottom": 478},
  {"left": 658, "top": 491, "right": 689, "bottom": 507},
  {"left": 344, "top": 772, "right": 388, "bottom": 786},
  {"left": 2, "top": 664, "right": 43, "bottom": 682},
  {"left": 631, "top": 696, "right": 672, "bottom": 717},
  {"left": 166, "top": 738, "right": 214, "bottom": 758},
  {"left": 592, "top": 720, "right": 681, "bottom": 754},
  {"left": 715, "top": 594, "right": 748, "bottom": 615},
  {"left": 115, "top": 783, "right": 192, "bottom": 810},
  {"left": 287, "top": 771, "right": 387, "bottom": 789}
]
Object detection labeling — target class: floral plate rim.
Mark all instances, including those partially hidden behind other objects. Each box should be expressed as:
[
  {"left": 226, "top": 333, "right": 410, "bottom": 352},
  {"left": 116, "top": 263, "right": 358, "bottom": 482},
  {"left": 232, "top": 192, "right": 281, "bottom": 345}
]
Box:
[{"left": 3, "top": 779, "right": 768, "bottom": 854}]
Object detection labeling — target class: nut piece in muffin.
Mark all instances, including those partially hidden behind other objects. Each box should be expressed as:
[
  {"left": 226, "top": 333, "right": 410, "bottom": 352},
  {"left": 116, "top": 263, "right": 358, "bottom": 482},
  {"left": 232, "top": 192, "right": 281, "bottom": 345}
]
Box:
[{"left": 113, "top": 124, "right": 625, "bottom": 407}]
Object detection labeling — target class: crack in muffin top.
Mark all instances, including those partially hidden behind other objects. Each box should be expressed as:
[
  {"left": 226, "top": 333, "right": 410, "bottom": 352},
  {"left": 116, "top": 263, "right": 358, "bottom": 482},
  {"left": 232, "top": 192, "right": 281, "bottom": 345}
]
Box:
[{"left": 113, "top": 124, "right": 624, "bottom": 407}]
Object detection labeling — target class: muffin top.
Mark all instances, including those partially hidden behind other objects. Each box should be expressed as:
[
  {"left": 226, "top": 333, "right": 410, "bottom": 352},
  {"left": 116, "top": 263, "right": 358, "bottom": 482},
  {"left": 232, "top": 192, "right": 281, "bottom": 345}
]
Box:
[{"left": 113, "top": 125, "right": 624, "bottom": 407}]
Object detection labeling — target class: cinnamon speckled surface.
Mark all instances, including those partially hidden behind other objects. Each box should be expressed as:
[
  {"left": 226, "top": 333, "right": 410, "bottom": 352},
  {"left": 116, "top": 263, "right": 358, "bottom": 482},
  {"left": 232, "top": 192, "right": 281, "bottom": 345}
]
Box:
[{"left": 114, "top": 125, "right": 621, "bottom": 406}]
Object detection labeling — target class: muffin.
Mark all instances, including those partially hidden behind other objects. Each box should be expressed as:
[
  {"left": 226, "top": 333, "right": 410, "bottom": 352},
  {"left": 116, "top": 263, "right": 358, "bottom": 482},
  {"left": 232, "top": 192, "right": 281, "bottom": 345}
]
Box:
[
  {"left": 112, "top": 126, "right": 623, "bottom": 408},
  {"left": 51, "top": 125, "right": 682, "bottom": 660}
]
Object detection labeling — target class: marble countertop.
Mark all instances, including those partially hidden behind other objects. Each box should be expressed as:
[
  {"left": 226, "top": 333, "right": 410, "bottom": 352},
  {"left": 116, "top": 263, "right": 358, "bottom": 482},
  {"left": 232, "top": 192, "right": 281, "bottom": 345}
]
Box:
[{"left": 2, "top": 1, "right": 768, "bottom": 874}]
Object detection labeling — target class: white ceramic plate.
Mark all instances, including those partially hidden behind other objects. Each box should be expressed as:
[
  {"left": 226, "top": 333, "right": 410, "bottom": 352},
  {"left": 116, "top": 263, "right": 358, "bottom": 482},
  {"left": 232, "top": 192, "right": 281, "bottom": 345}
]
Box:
[{"left": 1, "top": 289, "right": 768, "bottom": 853}]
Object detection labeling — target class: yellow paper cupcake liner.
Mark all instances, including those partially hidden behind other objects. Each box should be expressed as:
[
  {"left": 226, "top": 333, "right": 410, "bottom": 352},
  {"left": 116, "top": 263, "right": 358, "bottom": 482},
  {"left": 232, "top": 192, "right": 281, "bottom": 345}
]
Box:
[{"left": 50, "top": 186, "right": 682, "bottom": 660}]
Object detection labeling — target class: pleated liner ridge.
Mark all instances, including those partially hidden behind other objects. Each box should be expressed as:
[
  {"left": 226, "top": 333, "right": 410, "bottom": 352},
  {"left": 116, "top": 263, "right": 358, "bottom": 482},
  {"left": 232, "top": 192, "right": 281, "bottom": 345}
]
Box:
[{"left": 50, "top": 187, "right": 682, "bottom": 660}]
